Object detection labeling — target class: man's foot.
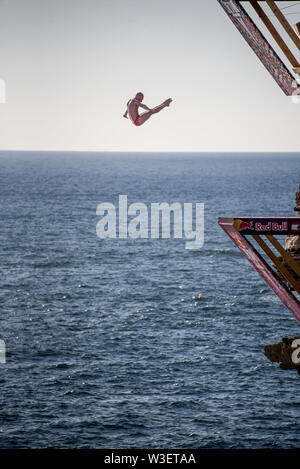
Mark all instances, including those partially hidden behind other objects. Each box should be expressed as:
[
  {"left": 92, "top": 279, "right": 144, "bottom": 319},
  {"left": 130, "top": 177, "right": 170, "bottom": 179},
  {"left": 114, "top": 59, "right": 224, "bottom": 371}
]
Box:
[
  {"left": 164, "top": 98, "right": 172, "bottom": 106},
  {"left": 294, "top": 22, "right": 300, "bottom": 38}
]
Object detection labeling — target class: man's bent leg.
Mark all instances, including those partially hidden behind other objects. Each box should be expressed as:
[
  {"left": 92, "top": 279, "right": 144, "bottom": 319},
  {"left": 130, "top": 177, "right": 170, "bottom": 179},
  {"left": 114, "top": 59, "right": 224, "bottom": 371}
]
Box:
[
  {"left": 135, "top": 110, "right": 154, "bottom": 126},
  {"left": 151, "top": 99, "right": 172, "bottom": 114}
]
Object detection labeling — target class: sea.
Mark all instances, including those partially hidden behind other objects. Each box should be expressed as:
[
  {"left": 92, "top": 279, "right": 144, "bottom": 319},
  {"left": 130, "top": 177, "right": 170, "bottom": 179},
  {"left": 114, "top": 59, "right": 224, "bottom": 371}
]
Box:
[{"left": 0, "top": 151, "right": 299, "bottom": 449}]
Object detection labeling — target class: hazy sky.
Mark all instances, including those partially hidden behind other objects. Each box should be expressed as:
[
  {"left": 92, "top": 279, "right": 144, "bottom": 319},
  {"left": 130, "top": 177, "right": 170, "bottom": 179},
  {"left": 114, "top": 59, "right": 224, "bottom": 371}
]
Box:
[{"left": 0, "top": 0, "right": 300, "bottom": 152}]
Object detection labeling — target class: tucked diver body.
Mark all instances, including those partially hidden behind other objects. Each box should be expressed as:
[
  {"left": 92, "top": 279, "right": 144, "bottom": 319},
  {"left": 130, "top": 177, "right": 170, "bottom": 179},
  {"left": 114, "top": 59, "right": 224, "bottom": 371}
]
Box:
[{"left": 123, "top": 92, "right": 172, "bottom": 126}]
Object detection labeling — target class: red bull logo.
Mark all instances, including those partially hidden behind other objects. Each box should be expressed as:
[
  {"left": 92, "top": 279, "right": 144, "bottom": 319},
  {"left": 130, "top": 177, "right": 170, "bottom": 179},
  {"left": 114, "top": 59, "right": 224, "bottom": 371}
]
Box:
[
  {"left": 255, "top": 222, "right": 288, "bottom": 231},
  {"left": 234, "top": 219, "right": 288, "bottom": 232},
  {"left": 233, "top": 219, "right": 254, "bottom": 231}
]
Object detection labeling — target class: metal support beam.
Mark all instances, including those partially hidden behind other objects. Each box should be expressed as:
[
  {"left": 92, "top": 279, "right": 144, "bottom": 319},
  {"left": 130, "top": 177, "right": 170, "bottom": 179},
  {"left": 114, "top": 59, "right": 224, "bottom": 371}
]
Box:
[
  {"left": 265, "top": 0, "right": 300, "bottom": 51},
  {"left": 250, "top": 0, "right": 300, "bottom": 67},
  {"left": 266, "top": 234, "right": 300, "bottom": 278},
  {"left": 252, "top": 235, "right": 300, "bottom": 294}
]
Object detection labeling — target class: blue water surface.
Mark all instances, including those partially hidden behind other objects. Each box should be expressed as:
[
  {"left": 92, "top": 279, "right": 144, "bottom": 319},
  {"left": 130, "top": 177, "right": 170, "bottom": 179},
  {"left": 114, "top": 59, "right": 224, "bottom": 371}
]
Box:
[{"left": 0, "top": 151, "right": 299, "bottom": 449}]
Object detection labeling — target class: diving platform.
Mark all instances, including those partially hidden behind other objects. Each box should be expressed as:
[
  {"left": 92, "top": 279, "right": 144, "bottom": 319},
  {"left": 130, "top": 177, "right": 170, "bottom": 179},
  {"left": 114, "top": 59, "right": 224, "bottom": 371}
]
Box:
[
  {"left": 218, "top": 0, "right": 300, "bottom": 95},
  {"left": 218, "top": 217, "right": 300, "bottom": 322}
]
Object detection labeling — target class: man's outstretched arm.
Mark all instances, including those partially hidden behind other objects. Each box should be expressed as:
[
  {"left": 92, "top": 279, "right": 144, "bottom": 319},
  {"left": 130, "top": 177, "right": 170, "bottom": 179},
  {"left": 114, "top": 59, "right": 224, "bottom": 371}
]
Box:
[
  {"left": 123, "top": 100, "right": 131, "bottom": 118},
  {"left": 132, "top": 99, "right": 151, "bottom": 111}
]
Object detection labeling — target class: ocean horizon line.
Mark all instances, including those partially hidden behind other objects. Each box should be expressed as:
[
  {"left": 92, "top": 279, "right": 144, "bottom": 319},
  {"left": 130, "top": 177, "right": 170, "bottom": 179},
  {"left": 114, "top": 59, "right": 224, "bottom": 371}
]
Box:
[{"left": 0, "top": 150, "right": 300, "bottom": 156}]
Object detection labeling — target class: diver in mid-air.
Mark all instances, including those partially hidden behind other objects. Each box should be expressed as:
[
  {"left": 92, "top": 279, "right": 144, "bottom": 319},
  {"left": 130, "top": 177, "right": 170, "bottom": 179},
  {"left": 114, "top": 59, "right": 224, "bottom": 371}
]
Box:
[{"left": 123, "top": 92, "right": 172, "bottom": 127}]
